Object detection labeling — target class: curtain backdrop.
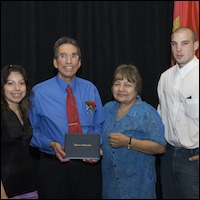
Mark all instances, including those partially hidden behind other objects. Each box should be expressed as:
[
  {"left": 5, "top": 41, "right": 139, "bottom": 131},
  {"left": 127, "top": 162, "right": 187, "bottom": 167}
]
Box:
[{"left": 1, "top": 1, "right": 173, "bottom": 108}]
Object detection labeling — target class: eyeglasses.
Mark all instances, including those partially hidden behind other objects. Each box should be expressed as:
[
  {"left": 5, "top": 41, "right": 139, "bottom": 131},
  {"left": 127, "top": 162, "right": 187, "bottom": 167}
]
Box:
[{"left": 57, "top": 53, "right": 80, "bottom": 61}]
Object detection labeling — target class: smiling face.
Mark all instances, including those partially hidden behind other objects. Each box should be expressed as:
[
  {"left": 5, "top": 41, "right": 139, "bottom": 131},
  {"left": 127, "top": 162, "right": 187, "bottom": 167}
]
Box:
[
  {"left": 111, "top": 64, "right": 142, "bottom": 106},
  {"left": 112, "top": 77, "right": 137, "bottom": 105},
  {"left": 4, "top": 71, "right": 27, "bottom": 107},
  {"left": 53, "top": 43, "right": 81, "bottom": 83}
]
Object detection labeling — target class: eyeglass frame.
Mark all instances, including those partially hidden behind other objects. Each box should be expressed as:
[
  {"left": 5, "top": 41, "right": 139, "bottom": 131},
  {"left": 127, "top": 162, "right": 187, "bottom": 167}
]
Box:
[{"left": 56, "top": 53, "right": 80, "bottom": 61}]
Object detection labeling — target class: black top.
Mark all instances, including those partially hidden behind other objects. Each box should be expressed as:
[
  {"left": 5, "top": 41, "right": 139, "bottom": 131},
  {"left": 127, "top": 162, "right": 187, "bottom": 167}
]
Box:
[{"left": 1, "top": 108, "right": 39, "bottom": 198}]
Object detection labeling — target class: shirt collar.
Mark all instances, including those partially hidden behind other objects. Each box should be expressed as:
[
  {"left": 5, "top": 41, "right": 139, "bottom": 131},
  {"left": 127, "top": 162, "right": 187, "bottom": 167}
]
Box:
[
  {"left": 176, "top": 56, "right": 198, "bottom": 78},
  {"left": 56, "top": 75, "right": 77, "bottom": 92}
]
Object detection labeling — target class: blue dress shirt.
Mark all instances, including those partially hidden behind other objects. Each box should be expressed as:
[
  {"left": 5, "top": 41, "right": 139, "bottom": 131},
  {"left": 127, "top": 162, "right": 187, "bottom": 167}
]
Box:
[{"left": 29, "top": 75, "right": 105, "bottom": 154}]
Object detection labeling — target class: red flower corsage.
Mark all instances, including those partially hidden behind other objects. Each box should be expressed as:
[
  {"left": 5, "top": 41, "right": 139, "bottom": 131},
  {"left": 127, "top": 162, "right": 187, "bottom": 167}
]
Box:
[{"left": 85, "top": 101, "right": 96, "bottom": 113}]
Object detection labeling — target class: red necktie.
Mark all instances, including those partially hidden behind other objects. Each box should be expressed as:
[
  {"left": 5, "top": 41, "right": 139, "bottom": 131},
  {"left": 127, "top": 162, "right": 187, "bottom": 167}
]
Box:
[{"left": 66, "top": 86, "right": 82, "bottom": 133}]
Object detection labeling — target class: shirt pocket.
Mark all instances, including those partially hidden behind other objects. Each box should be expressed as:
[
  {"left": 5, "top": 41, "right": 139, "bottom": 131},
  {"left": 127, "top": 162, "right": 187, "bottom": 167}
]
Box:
[
  {"left": 80, "top": 106, "right": 94, "bottom": 127},
  {"left": 184, "top": 98, "right": 198, "bottom": 118}
]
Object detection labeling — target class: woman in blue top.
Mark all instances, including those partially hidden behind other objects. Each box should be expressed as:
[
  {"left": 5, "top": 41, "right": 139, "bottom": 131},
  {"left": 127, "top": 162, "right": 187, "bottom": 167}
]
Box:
[{"left": 101, "top": 64, "right": 166, "bottom": 199}]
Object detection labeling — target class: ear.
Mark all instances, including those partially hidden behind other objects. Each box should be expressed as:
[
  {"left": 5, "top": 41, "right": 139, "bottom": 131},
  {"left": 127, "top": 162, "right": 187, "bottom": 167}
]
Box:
[
  {"left": 194, "top": 40, "right": 199, "bottom": 52},
  {"left": 53, "top": 58, "right": 58, "bottom": 69},
  {"left": 78, "top": 60, "right": 81, "bottom": 67}
]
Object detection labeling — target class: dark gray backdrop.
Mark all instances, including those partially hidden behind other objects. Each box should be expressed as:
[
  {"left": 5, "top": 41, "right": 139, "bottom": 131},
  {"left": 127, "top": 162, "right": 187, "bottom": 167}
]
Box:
[{"left": 1, "top": 1, "right": 173, "bottom": 107}]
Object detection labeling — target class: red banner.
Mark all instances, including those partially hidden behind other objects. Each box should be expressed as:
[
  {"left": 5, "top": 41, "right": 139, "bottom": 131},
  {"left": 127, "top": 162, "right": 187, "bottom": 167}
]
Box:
[{"left": 173, "top": 1, "right": 199, "bottom": 58}]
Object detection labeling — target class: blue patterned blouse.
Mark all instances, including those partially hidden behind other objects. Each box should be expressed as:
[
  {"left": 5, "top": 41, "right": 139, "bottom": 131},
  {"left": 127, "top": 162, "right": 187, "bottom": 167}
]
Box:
[{"left": 101, "top": 96, "right": 166, "bottom": 199}]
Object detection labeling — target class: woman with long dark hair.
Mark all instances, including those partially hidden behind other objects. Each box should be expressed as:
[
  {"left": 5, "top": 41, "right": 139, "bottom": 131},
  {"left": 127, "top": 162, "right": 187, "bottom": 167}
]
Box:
[{"left": 1, "top": 64, "right": 39, "bottom": 199}]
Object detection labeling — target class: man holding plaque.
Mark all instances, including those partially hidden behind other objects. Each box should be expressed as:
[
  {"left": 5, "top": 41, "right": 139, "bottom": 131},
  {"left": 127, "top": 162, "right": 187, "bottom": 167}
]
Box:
[{"left": 29, "top": 36, "right": 105, "bottom": 199}]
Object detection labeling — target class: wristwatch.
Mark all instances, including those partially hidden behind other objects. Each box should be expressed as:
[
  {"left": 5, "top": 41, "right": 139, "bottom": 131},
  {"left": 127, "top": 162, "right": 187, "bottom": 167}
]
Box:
[{"left": 127, "top": 137, "right": 132, "bottom": 150}]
